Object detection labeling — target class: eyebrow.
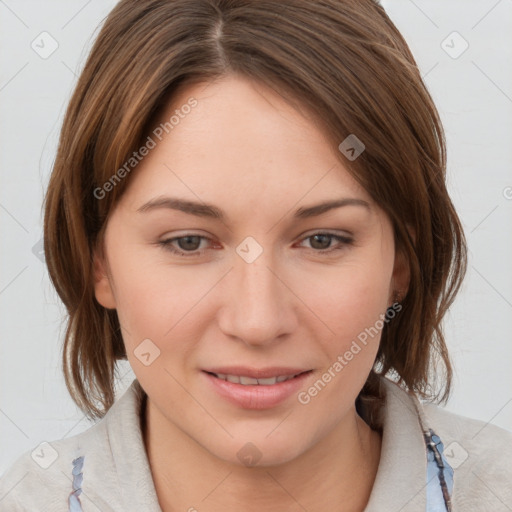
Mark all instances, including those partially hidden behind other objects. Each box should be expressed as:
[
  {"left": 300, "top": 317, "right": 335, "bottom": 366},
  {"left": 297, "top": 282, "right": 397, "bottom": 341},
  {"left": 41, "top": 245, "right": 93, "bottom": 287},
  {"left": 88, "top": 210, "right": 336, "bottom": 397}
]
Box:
[{"left": 136, "top": 196, "right": 371, "bottom": 220}]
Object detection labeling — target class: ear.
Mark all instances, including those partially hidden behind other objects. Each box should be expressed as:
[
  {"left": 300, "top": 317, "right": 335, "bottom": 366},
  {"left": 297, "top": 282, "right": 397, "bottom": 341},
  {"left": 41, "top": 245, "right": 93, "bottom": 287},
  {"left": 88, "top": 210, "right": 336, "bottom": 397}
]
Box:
[
  {"left": 92, "top": 245, "right": 117, "bottom": 309},
  {"left": 390, "top": 224, "right": 415, "bottom": 302}
]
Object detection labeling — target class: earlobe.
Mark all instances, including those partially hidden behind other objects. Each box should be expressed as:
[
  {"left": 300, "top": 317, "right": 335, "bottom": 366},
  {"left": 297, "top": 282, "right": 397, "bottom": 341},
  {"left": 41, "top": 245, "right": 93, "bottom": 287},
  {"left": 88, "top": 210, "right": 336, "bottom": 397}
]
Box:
[
  {"left": 392, "top": 248, "right": 410, "bottom": 301},
  {"left": 391, "top": 224, "right": 415, "bottom": 302},
  {"left": 92, "top": 249, "right": 117, "bottom": 310}
]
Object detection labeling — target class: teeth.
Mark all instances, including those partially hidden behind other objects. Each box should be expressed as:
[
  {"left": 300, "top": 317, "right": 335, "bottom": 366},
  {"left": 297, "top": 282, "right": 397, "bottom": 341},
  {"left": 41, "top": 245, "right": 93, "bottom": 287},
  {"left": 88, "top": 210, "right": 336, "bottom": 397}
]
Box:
[
  {"left": 239, "top": 376, "right": 259, "bottom": 385},
  {"left": 213, "top": 373, "right": 299, "bottom": 385},
  {"left": 257, "top": 377, "right": 279, "bottom": 385}
]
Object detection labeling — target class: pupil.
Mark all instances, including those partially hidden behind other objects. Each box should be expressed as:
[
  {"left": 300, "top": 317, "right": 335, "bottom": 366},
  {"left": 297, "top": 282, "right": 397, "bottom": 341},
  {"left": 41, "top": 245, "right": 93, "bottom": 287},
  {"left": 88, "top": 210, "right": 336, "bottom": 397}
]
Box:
[
  {"left": 311, "top": 234, "right": 330, "bottom": 249},
  {"left": 179, "top": 236, "right": 200, "bottom": 251}
]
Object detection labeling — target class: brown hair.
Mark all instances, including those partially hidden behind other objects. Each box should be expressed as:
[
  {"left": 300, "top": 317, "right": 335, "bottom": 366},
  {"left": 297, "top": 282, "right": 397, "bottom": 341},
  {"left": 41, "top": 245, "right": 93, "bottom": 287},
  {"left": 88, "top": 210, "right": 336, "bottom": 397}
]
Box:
[{"left": 43, "top": 0, "right": 467, "bottom": 421}]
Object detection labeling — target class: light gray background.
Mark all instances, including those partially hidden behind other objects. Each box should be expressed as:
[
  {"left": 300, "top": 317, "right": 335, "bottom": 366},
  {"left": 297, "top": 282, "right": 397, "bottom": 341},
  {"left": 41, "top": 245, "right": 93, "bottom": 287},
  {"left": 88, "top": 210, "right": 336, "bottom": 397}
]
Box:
[{"left": 1, "top": 0, "right": 511, "bottom": 475}]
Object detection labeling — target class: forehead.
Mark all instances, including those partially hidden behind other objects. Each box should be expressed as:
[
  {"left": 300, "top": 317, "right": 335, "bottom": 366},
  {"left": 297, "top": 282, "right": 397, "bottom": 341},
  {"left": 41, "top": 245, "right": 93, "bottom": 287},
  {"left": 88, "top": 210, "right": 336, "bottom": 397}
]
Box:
[{"left": 120, "top": 75, "right": 375, "bottom": 215}]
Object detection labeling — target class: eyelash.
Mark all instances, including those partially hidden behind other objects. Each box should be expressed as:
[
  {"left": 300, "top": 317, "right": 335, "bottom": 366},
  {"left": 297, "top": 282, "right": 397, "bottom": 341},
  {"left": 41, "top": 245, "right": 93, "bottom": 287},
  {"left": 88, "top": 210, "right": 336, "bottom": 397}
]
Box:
[{"left": 158, "top": 232, "right": 354, "bottom": 258}]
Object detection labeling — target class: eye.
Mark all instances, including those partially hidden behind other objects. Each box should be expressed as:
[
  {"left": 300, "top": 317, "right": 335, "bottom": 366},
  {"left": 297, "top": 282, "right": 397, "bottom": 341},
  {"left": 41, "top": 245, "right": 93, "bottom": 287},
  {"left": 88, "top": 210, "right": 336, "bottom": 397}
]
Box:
[
  {"left": 297, "top": 232, "right": 353, "bottom": 253},
  {"left": 158, "top": 231, "right": 353, "bottom": 258},
  {"left": 158, "top": 234, "right": 212, "bottom": 257}
]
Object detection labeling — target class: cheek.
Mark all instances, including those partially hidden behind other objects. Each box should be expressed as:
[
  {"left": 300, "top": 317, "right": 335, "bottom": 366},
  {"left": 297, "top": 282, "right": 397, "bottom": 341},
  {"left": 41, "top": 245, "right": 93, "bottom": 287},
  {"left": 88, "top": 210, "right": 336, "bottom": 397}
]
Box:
[
  {"left": 302, "top": 260, "right": 391, "bottom": 340},
  {"left": 106, "top": 246, "right": 171, "bottom": 341},
  {"left": 297, "top": 267, "right": 389, "bottom": 415},
  {"left": 297, "top": 254, "right": 393, "bottom": 390},
  {"left": 109, "top": 246, "right": 215, "bottom": 351}
]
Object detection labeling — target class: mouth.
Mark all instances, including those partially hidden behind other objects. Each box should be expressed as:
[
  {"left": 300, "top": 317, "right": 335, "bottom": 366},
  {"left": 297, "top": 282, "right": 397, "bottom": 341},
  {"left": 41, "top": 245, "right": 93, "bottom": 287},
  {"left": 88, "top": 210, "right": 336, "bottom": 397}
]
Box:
[{"left": 201, "top": 369, "right": 314, "bottom": 409}]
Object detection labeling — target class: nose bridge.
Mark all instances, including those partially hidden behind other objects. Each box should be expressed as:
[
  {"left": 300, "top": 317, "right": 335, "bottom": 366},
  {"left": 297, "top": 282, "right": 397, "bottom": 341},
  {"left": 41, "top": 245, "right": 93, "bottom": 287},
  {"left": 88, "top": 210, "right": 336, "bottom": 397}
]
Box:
[{"left": 219, "top": 240, "right": 295, "bottom": 344}]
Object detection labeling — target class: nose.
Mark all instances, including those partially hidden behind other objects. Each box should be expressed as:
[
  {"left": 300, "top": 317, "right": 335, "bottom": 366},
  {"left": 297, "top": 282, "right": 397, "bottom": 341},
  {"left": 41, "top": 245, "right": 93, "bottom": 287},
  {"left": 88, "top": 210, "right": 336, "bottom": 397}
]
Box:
[{"left": 217, "top": 248, "right": 297, "bottom": 347}]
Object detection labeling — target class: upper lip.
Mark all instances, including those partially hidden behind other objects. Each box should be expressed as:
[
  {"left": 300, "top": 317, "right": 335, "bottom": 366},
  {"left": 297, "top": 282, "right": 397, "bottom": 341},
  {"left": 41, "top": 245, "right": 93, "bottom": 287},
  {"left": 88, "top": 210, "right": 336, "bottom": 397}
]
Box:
[{"left": 202, "top": 366, "right": 312, "bottom": 379}]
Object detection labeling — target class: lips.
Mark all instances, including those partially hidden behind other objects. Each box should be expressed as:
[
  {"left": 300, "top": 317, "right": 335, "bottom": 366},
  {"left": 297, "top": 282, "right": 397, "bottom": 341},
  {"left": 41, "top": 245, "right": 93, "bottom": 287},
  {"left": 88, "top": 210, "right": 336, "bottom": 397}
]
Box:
[{"left": 201, "top": 367, "right": 314, "bottom": 409}]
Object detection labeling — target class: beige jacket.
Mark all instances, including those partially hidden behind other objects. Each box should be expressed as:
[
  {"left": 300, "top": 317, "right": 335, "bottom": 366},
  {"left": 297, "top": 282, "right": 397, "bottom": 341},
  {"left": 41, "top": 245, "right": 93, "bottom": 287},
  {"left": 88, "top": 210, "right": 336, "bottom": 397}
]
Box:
[{"left": 0, "top": 377, "right": 511, "bottom": 511}]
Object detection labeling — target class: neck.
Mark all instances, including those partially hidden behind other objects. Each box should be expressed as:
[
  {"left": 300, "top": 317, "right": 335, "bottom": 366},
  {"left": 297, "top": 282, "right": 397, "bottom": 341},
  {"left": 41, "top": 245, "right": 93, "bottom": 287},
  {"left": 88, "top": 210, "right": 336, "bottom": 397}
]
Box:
[{"left": 141, "top": 394, "right": 382, "bottom": 512}]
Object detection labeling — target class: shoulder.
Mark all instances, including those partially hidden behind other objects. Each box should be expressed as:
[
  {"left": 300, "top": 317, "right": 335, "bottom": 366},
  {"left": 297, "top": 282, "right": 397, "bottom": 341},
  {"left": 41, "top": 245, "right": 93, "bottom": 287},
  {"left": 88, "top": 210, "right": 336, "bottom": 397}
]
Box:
[
  {"left": 376, "top": 377, "right": 512, "bottom": 510},
  {"left": 0, "top": 417, "right": 112, "bottom": 511},
  {"left": 0, "top": 381, "right": 143, "bottom": 511},
  {"left": 422, "top": 401, "right": 512, "bottom": 510}
]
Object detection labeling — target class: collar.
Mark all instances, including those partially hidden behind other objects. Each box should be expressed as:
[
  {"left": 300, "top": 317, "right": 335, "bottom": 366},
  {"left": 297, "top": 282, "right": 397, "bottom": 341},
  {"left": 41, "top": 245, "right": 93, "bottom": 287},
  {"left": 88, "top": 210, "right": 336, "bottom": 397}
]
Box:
[
  {"left": 105, "top": 379, "right": 161, "bottom": 511},
  {"left": 364, "top": 376, "right": 429, "bottom": 511}
]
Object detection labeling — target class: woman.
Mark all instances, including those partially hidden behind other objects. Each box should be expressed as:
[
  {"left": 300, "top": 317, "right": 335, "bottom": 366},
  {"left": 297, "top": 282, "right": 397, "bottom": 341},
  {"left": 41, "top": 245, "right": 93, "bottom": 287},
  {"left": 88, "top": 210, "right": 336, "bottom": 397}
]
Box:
[{"left": 0, "top": 0, "right": 510, "bottom": 511}]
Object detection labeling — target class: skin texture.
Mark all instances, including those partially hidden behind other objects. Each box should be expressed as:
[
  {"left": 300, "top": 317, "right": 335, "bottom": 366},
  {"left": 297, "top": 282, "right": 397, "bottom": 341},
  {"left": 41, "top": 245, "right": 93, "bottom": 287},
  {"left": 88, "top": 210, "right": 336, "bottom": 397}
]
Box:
[{"left": 93, "top": 74, "right": 410, "bottom": 512}]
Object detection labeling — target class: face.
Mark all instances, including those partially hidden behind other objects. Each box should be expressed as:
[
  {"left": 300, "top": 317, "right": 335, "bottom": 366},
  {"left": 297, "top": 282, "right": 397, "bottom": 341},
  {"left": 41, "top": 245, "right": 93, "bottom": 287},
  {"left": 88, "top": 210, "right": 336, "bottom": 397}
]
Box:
[{"left": 93, "top": 74, "right": 409, "bottom": 466}]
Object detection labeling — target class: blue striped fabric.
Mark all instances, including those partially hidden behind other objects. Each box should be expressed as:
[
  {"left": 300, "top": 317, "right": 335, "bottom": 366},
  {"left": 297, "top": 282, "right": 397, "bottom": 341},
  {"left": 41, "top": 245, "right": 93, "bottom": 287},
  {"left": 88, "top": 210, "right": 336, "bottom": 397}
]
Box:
[
  {"left": 68, "top": 456, "right": 84, "bottom": 512},
  {"left": 424, "top": 429, "right": 454, "bottom": 511}
]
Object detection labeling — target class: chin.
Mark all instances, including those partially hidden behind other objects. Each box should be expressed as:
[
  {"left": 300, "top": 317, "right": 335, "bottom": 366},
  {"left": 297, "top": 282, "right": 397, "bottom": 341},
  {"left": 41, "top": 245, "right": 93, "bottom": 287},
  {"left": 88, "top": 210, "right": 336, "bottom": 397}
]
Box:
[{"left": 205, "top": 435, "right": 308, "bottom": 469}]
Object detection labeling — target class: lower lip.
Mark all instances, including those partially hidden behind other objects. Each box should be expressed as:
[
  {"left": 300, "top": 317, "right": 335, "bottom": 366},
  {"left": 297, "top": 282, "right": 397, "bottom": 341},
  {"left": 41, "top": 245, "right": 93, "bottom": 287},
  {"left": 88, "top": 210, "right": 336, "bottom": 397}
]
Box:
[{"left": 202, "top": 370, "right": 313, "bottom": 409}]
